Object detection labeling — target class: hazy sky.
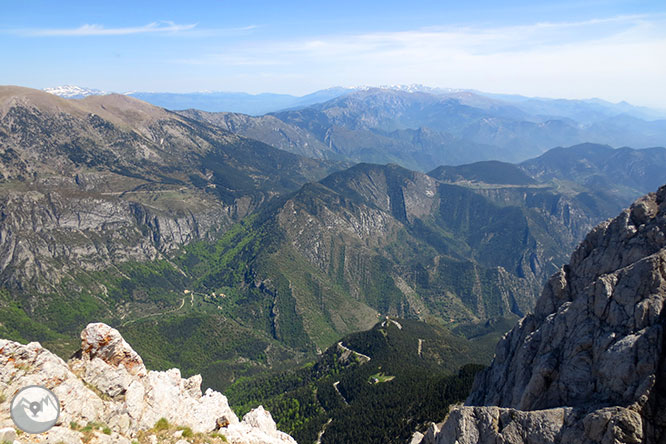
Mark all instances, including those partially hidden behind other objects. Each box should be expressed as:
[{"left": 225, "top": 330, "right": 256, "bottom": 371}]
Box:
[{"left": 2, "top": 0, "right": 665, "bottom": 107}]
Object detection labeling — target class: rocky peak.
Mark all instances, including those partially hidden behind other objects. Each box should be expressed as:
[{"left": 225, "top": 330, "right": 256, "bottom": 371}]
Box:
[
  {"left": 0, "top": 323, "right": 296, "bottom": 444},
  {"left": 422, "top": 185, "right": 666, "bottom": 443},
  {"left": 77, "top": 323, "right": 147, "bottom": 377}
]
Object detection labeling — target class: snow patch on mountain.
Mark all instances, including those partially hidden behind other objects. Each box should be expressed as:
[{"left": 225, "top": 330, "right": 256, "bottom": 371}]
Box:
[{"left": 44, "top": 85, "right": 107, "bottom": 98}]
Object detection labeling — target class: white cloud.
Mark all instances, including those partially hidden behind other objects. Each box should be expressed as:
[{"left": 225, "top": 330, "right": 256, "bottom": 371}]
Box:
[
  {"left": 180, "top": 14, "right": 666, "bottom": 107},
  {"left": 17, "top": 21, "right": 196, "bottom": 37}
]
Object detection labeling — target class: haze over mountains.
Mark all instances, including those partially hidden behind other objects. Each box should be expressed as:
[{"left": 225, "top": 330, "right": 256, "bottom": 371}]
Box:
[
  {"left": 45, "top": 83, "right": 666, "bottom": 119},
  {"left": 45, "top": 83, "right": 666, "bottom": 171},
  {"left": 44, "top": 85, "right": 356, "bottom": 116},
  {"left": 181, "top": 87, "right": 666, "bottom": 170}
]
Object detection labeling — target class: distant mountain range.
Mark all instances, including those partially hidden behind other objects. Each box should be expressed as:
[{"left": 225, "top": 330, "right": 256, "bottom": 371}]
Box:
[
  {"left": 44, "top": 85, "right": 357, "bottom": 115},
  {"left": 44, "top": 83, "right": 666, "bottom": 119},
  {"left": 43, "top": 85, "right": 666, "bottom": 171},
  {"left": 179, "top": 87, "right": 666, "bottom": 169}
]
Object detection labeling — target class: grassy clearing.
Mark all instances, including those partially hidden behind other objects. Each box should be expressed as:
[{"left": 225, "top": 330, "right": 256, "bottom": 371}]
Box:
[{"left": 368, "top": 372, "right": 395, "bottom": 384}]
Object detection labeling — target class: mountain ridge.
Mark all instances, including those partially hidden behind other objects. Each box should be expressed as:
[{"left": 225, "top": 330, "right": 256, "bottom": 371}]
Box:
[
  {"left": 44, "top": 84, "right": 666, "bottom": 120},
  {"left": 180, "top": 89, "right": 666, "bottom": 170},
  {"left": 419, "top": 185, "right": 666, "bottom": 443},
  {"left": 39, "top": 84, "right": 666, "bottom": 171},
  {"left": 0, "top": 86, "right": 341, "bottom": 288}
]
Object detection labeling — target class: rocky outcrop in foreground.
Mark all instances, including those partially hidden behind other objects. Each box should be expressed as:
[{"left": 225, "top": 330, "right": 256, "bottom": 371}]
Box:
[
  {"left": 0, "top": 323, "right": 296, "bottom": 444},
  {"left": 420, "top": 185, "right": 666, "bottom": 443}
]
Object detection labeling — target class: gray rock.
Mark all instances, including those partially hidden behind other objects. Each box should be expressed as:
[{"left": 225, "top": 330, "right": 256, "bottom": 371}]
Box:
[
  {"left": 410, "top": 431, "right": 425, "bottom": 444},
  {"left": 0, "top": 427, "right": 16, "bottom": 443},
  {"left": 0, "top": 323, "right": 296, "bottom": 444},
  {"left": 429, "top": 185, "right": 666, "bottom": 444},
  {"left": 223, "top": 406, "right": 297, "bottom": 444},
  {"left": 41, "top": 426, "right": 84, "bottom": 443},
  {"left": 77, "top": 322, "right": 147, "bottom": 377},
  {"left": 421, "top": 422, "right": 440, "bottom": 444}
]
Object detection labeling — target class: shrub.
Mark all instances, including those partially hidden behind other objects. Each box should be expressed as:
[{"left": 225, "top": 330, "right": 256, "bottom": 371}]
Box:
[
  {"left": 180, "top": 427, "right": 193, "bottom": 438},
  {"left": 154, "top": 418, "right": 170, "bottom": 431}
]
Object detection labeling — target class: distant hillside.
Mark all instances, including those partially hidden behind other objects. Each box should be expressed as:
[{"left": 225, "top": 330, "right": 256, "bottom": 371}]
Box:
[
  {"left": 178, "top": 109, "right": 333, "bottom": 159},
  {"left": 116, "top": 161, "right": 623, "bottom": 371},
  {"left": 479, "top": 92, "right": 666, "bottom": 122},
  {"left": 1, "top": 149, "right": 624, "bottom": 394},
  {"left": 429, "top": 160, "right": 536, "bottom": 185},
  {"left": 0, "top": 86, "right": 340, "bottom": 289},
  {"left": 520, "top": 143, "right": 666, "bottom": 204}
]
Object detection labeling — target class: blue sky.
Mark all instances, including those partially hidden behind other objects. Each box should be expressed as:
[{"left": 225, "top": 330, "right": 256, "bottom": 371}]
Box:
[{"left": 1, "top": 0, "right": 665, "bottom": 107}]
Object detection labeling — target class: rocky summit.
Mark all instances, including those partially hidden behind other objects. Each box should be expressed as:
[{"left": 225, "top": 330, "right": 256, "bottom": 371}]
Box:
[
  {"left": 418, "top": 185, "right": 666, "bottom": 443},
  {"left": 0, "top": 323, "right": 296, "bottom": 444}
]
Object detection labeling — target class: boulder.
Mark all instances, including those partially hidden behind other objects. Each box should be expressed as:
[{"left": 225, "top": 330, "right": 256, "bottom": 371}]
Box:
[
  {"left": 223, "top": 406, "right": 296, "bottom": 444},
  {"left": 78, "top": 322, "right": 146, "bottom": 376}
]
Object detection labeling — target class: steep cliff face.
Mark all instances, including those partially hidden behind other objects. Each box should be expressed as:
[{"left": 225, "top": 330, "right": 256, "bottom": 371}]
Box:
[
  {"left": 425, "top": 185, "right": 666, "bottom": 444},
  {"left": 0, "top": 323, "right": 296, "bottom": 444},
  {"left": 0, "top": 180, "right": 228, "bottom": 290},
  {"left": 0, "top": 86, "right": 339, "bottom": 290}
]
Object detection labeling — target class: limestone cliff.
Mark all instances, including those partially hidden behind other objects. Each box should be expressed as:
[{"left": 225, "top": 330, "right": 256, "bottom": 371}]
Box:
[
  {"left": 0, "top": 323, "right": 296, "bottom": 444},
  {"left": 422, "top": 185, "right": 666, "bottom": 443},
  {"left": 0, "top": 86, "right": 339, "bottom": 290}
]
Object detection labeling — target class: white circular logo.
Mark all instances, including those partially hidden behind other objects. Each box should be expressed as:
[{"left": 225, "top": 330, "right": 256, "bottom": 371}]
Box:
[{"left": 10, "top": 385, "right": 60, "bottom": 434}]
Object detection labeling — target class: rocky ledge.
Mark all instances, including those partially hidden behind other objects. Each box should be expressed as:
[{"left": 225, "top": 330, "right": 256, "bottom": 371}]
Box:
[
  {"left": 0, "top": 323, "right": 296, "bottom": 444},
  {"left": 417, "top": 185, "right": 666, "bottom": 444}
]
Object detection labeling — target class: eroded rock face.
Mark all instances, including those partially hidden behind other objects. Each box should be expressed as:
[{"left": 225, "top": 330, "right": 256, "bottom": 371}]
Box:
[
  {"left": 0, "top": 323, "right": 296, "bottom": 444},
  {"left": 77, "top": 322, "right": 147, "bottom": 376},
  {"left": 224, "top": 407, "right": 296, "bottom": 444},
  {"left": 427, "top": 186, "right": 666, "bottom": 444}
]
